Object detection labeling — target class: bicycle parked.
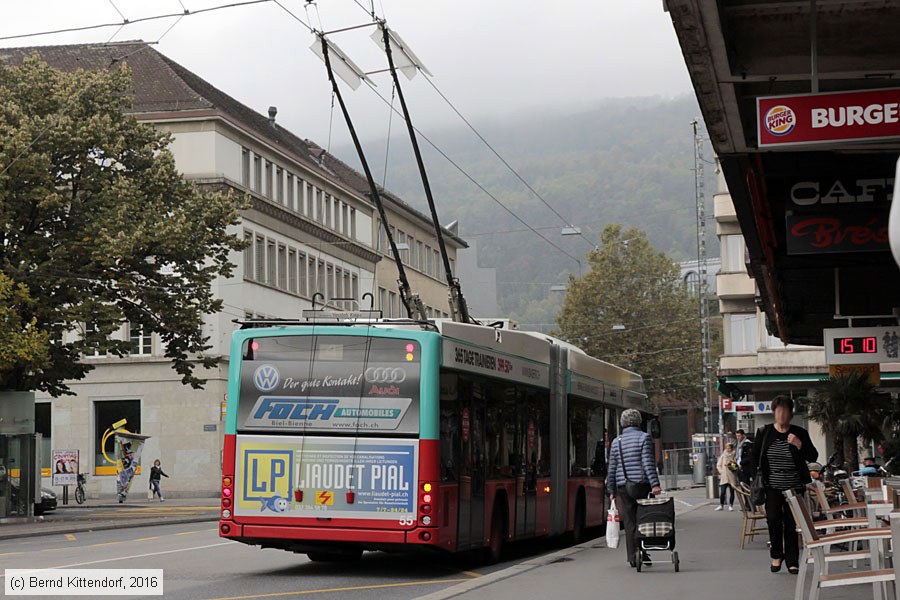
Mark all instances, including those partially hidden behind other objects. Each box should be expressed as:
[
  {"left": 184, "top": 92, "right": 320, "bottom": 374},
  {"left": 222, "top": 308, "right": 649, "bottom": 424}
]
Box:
[{"left": 74, "top": 473, "right": 87, "bottom": 505}]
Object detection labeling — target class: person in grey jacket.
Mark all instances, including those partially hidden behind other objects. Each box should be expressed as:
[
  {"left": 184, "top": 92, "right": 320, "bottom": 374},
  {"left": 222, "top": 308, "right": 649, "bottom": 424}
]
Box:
[{"left": 606, "top": 409, "right": 662, "bottom": 567}]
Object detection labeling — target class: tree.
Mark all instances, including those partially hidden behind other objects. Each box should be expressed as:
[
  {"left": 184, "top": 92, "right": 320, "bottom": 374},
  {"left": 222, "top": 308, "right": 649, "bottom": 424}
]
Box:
[
  {"left": 0, "top": 56, "right": 246, "bottom": 395},
  {"left": 801, "top": 372, "right": 887, "bottom": 470},
  {"left": 555, "top": 224, "right": 701, "bottom": 401},
  {"left": 0, "top": 274, "right": 50, "bottom": 377}
]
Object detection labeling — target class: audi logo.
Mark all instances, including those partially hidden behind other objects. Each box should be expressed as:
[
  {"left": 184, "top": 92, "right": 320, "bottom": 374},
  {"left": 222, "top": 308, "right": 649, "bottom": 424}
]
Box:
[{"left": 364, "top": 367, "right": 407, "bottom": 383}]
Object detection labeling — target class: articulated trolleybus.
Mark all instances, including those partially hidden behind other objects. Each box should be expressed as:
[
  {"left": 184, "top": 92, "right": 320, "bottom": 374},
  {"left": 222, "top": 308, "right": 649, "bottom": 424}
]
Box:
[{"left": 219, "top": 317, "right": 651, "bottom": 562}]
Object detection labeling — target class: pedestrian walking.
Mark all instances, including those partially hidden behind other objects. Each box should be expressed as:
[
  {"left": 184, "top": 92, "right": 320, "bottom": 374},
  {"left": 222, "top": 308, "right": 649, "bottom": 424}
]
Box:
[
  {"left": 749, "top": 395, "right": 818, "bottom": 575},
  {"left": 149, "top": 459, "right": 169, "bottom": 502},
  {"left": 734, "top": 429, "right": 753, "bottom": 485},
  {"left": 606, "top": 409, "right": 662, "bottom": 568},
  {"left": 715, "top": 442, "right": 738, "bottom": 511}
]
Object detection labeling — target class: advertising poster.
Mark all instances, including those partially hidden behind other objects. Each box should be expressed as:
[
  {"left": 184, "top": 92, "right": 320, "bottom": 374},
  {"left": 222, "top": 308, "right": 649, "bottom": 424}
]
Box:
[
  {"left": 234, "top": 435, "right": 417, "bottom": 521},
  {"left": 115, "top": 433, "right": 149, "bottom": 502},
  {"left": 51, "top": 450, "right": 79, "bottom": 487}
]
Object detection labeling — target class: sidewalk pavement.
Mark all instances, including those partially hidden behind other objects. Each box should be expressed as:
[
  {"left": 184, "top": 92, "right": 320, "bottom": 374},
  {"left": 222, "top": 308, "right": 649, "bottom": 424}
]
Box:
[
  {"left": 419, "top": 487, "right": 872, "bottom": 600},
  {"left": 0, "top": 496, "right": 220, "bottom": 540}
]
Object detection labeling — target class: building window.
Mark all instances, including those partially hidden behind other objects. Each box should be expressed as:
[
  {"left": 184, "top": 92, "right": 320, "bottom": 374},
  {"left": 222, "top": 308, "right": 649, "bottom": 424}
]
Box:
[
  {"left": 334, "top": 200, "right": 342, "bottom": 233},
  {"left": 725, "top": 313, "right": 758, "bottom": 354},
  {"left": 128, "top": 323, "right": 151, "bottom": 355},
  {"left": 342, "top": 204, "right": 349, "bottom": 236},
  {"left": 305, "top": 183, "right": 313, "bottom": 216},
  {"left": 286, "top": 174, "right": 294, "bottom": 209},
  {"left": 379, "top": 287, "right": 387, "bottom": 314},
  {"left": 94, "top": 399, "right": 140, "bottom": 475},
  {"left": 351, "top": 274, "right": 358, "bottom": 307},
  {"left": 326, "top": 265, "right": 334, "bottom": 302},
  {"left": 288, "top": 249, "right": 297, "bottom": 293},
  {"left": 241, "top": 149, "right": 250, "bottom": 187},
  {"left": 416, "top": 241, "right": 424, "bottom": 271},
  {"left": 425, "top": 245, "right": 433, "bottom": 275},
  {"left": 317, "top": 190, "right": 325, "bottom": 224},
  {"left": 255, "top": 235, "right": 265, "bottom": 281},
  {"left": 277, "top": 244, "right": 287, "bottom": 289},
  {"left": 317, "top": 261, "right": 326, "bottom": 296},
  {"left": 253, "top": 155, "right": 261, "bottom": 192},
  {"left": 325, "top": 195, "right": 333, "bottom": 228},
  {"left": 243, "top": 230, "right": 253, "bottom": 280},
  {"left": 434, "top": 250, "right": 441, "bottom": 280},
  {"left": 276, "top": 167, "right": 284, "bottom": 204},
  {"left": 265, "top": 161, "right": 273, "bottom": 198},
  {"left": 389, "top": 291, "right": 398, "bottom": 318},
  {"left": 449, "top": 257, "right": 455, "bottom": 276},
  {"left": 350, "top": 208, "right": 357, "bottom": 239},
  {"left": 266, "top": 240, "right": 276, "bottom": 285},
  {"left": 722, "top": 235, "right": 746, "bottom": 273},
  {"left": 299, "top": 253, "right": 308, "bottom": 296},
  {"left": 36, "top": 403, "right": 51, "bottom": 476}
]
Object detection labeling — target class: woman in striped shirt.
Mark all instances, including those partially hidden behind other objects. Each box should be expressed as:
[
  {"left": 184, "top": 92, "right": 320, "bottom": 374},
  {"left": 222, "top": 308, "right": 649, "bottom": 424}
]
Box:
[{"left": 749, "top": 395, "right": 818, "bottom": 575}]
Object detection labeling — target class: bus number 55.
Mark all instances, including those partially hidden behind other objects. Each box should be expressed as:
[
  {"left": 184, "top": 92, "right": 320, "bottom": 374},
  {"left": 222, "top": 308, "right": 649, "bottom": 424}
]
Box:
[{"left": 399, "top": 518, "right": 415, "bottom": 526}]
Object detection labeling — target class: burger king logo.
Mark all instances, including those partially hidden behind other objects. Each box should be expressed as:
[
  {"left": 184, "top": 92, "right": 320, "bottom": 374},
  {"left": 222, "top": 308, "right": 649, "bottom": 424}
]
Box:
[{"left": 764, "top": 105, "right": 796, "bottom": 136}]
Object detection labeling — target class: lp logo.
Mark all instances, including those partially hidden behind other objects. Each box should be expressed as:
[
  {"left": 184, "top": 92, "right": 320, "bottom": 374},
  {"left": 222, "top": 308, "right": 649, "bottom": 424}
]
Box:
[{"left": 243, "top": 450, "right": 292, "bottom": 500}]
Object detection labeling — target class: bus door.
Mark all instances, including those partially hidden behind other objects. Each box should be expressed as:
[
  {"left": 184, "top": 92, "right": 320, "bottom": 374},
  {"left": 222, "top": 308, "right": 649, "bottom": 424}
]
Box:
[{"left": 457, "top": 379, "right": 486, "bottom": 550}]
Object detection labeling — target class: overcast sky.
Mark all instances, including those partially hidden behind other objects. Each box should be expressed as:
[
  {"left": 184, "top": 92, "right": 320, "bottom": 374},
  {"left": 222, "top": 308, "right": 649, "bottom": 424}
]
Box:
[{"left": 0, "top": 0, "right": 693, "bottom": 144}]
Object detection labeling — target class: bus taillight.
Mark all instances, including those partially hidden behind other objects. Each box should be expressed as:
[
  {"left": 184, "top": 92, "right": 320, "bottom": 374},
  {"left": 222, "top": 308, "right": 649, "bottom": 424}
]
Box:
[
  {"left": 294, "top": 489, "right": 303, "bottom": 502},
  {"left": 419, "top": 482, "right": 437, "bottom": 526},
  {"left": 221, "top": 477, "right": 234, "bottom": 519}
]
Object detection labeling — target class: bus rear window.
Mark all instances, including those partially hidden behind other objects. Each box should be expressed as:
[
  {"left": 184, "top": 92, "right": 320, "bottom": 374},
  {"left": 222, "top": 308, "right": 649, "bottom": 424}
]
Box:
[{"left": 237, "top": 335, "right": 420, "bottom": 436}]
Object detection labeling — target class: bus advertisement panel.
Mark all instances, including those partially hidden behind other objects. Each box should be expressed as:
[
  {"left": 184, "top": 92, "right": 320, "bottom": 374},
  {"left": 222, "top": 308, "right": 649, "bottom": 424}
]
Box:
[
  {"left": 234, "top": 435, "right": 418, "bottom": 520},
  {"left": 236, "top": 336, "right": 420, "bottom": 435}
]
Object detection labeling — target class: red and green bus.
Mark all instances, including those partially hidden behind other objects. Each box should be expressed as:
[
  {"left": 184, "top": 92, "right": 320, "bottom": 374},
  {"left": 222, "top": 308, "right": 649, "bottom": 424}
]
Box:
[{"left": 218, "top": 319, "right": 652, "bottom": 562}]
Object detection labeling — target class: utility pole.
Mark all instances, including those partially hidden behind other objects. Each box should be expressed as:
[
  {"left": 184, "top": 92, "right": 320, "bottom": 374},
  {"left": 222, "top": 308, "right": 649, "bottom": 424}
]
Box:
[{"left": 692, "top": 119, "right": 714, "bottom": 470}]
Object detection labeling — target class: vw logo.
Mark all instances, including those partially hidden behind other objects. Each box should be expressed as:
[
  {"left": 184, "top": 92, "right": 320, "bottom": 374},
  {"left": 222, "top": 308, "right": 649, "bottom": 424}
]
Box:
[
  {"left": 253, "top": 364, "right": 280, "bottom": 392},
  {"left": 364, "top": 367, "right": 407, "bottom": 383}
]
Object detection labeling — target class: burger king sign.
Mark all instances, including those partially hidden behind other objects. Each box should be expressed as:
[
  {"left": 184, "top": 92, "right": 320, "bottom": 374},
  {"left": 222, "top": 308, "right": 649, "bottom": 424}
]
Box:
[{"left": 758, "top": 88, "right": 900, "bottom": 148}]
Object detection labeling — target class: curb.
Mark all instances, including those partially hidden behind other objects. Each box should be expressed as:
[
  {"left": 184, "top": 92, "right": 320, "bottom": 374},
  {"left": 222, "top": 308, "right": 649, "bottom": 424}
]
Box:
[
  {"left": 416, "top": 496, "right": 716, "bottom": 600},
  {"left": 0, "top": 516, "right": 219, "bottom": 541},
  {"left": 416, "top": 542, "right": 594, "bottom": 600}
]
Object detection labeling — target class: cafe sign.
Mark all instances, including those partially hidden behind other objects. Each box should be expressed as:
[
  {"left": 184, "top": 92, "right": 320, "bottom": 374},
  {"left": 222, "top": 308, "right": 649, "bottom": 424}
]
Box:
[
  {"left": 785, "top": 211, "right": 889, "bottom": 255},
  {"left": 759, "top": 88, "right": 900, "bottom": 148}
]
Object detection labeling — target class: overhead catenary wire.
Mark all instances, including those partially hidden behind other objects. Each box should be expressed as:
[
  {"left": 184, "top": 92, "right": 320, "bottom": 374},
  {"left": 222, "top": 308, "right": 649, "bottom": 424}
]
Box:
[
  {"left": 359, "top": 78, "right": 583, "bottom": 270},
  {"left": 0, "top": 0, "right": 276, "bottom": 42}
]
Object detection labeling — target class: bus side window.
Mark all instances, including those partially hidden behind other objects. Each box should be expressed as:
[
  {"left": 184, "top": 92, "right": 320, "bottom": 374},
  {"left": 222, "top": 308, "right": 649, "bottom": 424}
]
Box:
[{"left": 439, "top": 372, "right": 459, "bottom": 482}]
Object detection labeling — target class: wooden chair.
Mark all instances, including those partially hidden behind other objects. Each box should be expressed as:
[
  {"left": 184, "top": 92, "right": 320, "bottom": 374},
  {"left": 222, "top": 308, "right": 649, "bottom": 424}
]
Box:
[
  {"left": 810, "top": 481, "right": 870, "bottom": 527},
  {"left": 734, "top": 484, "right": 768, "bottom": 549},
  {"left": 785, "top": 490, "right": 894, "bottom": 600}
]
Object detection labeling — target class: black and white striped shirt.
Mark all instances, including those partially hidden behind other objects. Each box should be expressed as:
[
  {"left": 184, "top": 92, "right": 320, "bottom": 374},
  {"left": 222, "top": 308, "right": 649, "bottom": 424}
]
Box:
[{"left": 766, "top": 438, "right": 802, "bottom": 491}]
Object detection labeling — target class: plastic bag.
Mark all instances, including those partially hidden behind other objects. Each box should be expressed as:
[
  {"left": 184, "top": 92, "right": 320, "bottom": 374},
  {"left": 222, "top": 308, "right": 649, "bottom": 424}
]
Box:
[
  {"left": 147, "top": 489, "right": 154, "bottom": 500},
  {"left": 606, "top": 504, "right": 620, "bottom": 549}
]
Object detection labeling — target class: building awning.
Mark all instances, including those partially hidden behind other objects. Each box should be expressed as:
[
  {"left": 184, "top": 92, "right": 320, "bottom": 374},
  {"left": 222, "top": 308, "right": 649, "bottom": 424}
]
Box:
[{"left": 723, "top": 373, "right": 900, "bottom": 385}]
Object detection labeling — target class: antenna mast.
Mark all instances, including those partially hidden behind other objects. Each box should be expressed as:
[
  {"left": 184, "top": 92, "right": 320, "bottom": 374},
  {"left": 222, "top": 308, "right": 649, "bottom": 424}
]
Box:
[{"left": 317, "top": 34, "right": 427, "bottom": 321}]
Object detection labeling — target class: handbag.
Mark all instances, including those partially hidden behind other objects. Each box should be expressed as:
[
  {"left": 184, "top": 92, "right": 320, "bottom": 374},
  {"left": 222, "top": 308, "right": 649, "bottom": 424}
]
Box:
[
  {"left": 750, "top": 426, "right": 771, "bottom": 506},
  {"left": 606, "top": 504, "right": 621, "bottom": 548},
  {"left": 619, "top": 437, "right": 652, "bottom": 499}
]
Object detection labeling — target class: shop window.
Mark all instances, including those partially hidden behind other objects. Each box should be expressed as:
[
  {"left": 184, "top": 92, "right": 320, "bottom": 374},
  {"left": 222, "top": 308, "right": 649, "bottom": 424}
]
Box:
[
  {"left": 94, "top": 400, "right": 140, "bottom": 475},
  {"left": 36, "top": 403, "right": 51, "bottom": 476}
]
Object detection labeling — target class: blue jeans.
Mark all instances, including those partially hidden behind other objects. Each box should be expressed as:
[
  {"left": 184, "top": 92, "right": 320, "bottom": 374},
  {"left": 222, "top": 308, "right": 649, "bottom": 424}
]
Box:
[{"left": 150, "top": 479, "right": 164, "bottom": 500}]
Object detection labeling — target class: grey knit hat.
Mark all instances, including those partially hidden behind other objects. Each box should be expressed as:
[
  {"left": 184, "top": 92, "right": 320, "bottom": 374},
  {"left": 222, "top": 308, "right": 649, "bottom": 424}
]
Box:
[{"left": 620, "top": 409, "right": 642, "bottom": 429}]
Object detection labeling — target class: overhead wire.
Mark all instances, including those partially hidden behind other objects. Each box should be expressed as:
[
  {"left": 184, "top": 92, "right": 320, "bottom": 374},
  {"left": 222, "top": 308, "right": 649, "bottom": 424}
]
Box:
[{"left": 0, "top": 0, "right": 275, "bottom": 43}]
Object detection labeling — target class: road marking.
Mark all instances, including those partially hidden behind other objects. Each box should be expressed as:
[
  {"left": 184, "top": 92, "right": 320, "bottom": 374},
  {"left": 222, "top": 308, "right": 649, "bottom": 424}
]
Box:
[
  {"left": 204, "top": 579, "right": 471, "bottom": 600},
  {"left": 0, "top": 552, "right": 23, "bottom": 557},
  {"left": 64, "top": 534, "right": 77, "bottom": 541},
  {"left": 176, "top": 531, "right": 199, "bottom": 536},
  {"left": 90, "top": 542, "right": 121, "bottom": 547},
  {"left": 461, "top": 570, "right": 481, "bottom": 578},
  {"left": 133, "top": 536, "right": 160, "bottom": 541},
  {"left": 0, "top": 542, "right": 231, "bottom": 580}
]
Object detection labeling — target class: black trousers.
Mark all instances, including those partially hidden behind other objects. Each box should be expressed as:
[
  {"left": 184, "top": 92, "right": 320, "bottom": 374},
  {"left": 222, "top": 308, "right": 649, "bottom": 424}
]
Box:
[
  {"left": 719, "top": 483, "right": 734, "bottom": 506},
  {"left": 765, "top": 488, "right": 802, "bottom": 567},
  {"left": 616, "top": 486, "right": 649, "bottom": 563}
]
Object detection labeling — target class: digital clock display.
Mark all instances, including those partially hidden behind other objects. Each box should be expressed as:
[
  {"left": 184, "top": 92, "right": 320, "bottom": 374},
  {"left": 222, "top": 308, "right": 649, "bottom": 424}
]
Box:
[{"left": 832, "top": 336, "right": 878, "bottom": 355}]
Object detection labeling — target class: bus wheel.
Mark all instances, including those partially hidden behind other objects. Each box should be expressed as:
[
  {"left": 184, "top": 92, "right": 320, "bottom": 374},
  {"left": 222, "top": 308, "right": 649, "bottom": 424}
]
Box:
[
  {"left": 482, "top": 503, "right": 507, "bottom": 565},
  {"left": 307, "top": 550, "right": 362, "bottom": 562},
  {"left": 572, "top": 494, "right": 586, "bottom": 545}
]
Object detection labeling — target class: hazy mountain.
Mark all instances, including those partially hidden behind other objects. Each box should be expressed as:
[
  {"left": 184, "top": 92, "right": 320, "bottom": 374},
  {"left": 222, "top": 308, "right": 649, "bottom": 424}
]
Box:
[{"left": 332, "top": 95, "right": 715, "bottom": 329}]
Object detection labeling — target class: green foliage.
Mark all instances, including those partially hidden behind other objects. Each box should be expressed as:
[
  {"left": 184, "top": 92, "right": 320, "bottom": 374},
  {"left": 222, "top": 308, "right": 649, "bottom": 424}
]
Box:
[
  {"left": 800, "top": 372, "right": 888, "bottom": 470},
  {"left": 0, "top": 273, "right": 50, "bottom": 385},
  {"left": 554, "top": 224, "right": 701, "bottom": 401},
  {"left": 0, "top": 56, "right": 247, "bottom": 395}
]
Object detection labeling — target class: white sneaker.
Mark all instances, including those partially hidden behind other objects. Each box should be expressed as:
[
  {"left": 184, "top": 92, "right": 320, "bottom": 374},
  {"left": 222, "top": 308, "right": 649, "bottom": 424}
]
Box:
[
  {"left": 728, "top": 506, "right": 734, "bottom": 511},
  {"left": 714, "top": 505, "right": 723, "bottom": 511}
]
